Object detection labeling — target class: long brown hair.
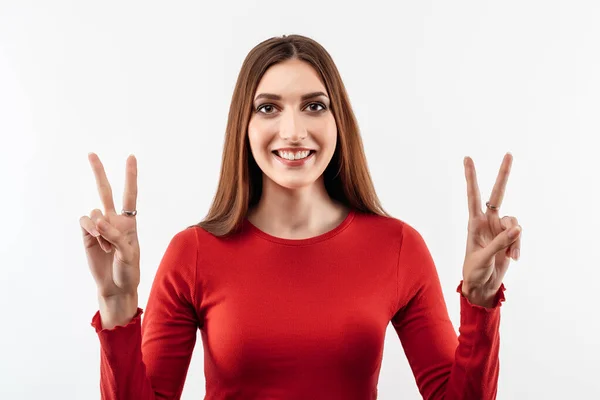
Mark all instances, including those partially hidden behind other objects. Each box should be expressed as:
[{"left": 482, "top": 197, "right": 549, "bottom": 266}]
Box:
[{"left": 193, "top": 34, "right": 390, "bottom": 237}]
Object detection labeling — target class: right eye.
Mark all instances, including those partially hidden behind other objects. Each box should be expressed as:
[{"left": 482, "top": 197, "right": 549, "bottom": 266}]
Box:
[{"left": 256, "top": 104, "right": 277, "bottom": 114}]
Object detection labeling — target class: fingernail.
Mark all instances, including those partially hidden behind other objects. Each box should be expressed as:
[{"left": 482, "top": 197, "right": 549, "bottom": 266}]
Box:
[
  {"left": 508, "top": 226, "right": 521, "bottom": 239},
  {"left": 512, "top": 249, "right": 520, "bottom": 260},
  {"left": 91, "top": 229, "right": 100, "bottom": 237}
]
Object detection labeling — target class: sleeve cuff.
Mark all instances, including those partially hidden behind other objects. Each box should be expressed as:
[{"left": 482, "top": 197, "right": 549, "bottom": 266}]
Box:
[
  {"left": 90, "top": 308, "right": 145, "bottom": 361},
  {"left": 456, "top": 280, "right": 506, "bottom": 311},
  {"left": 90, "top": 307, "right": 144, "bottom": 333},
  {"left": 456, "top": 281, "right": 504, "bottom": 345}
]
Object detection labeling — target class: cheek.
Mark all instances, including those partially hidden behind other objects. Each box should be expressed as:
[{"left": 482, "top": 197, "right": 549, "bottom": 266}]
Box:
[
  {"left": 318, "top": 118, "right": 338, "bottom": 151},
  {"left": 247, "top": 120, "right": 270, "bottom": 154}
]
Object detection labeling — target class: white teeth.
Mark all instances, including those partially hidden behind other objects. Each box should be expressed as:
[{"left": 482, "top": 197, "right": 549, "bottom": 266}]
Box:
[{"left": 277, "top": 150, "right": 311, "bottom": 160}]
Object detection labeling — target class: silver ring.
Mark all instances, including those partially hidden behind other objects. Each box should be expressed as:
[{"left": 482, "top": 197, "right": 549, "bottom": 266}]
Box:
[
  {"left": 121, "top": 209, "right": 137, "bottom": 217},
  {"left": 485, "top": 201, "right": 499, "bottom": 211}
]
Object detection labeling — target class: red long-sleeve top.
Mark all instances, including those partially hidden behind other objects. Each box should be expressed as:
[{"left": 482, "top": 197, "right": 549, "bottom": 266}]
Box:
[{"left": 91, "top": 209, "right": 506, "bottom": 399}]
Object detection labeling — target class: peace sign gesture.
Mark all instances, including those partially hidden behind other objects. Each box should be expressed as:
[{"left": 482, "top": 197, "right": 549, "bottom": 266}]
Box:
[
  {"left": 79, "top": 153, "right": 141, "bottom": 300},
  {"left": 461, "top": 153, "right": 522, "bottom": 307}
]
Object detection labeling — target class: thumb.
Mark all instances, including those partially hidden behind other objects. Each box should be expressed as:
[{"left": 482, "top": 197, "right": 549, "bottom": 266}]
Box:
[{"left": 485, "top": 226, "right": 521, "bottom": 258}]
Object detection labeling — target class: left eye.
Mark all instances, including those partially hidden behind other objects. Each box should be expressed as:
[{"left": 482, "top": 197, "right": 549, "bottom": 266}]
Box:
[{"left": 306, "top": 102, "right": 325, "bottom": 112}]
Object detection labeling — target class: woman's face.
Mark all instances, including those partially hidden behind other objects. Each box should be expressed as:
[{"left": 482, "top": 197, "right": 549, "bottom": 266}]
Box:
[{"left": 248, "top": 59, "right": 337, "bottom": 190}]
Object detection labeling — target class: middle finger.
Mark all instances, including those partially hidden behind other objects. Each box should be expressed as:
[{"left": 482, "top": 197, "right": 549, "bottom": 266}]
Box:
[
  {"left": 487, "top": 152, "right": 513, "bottom": 214},
  {"left": 122, "top": 155, "right": 138, "bottom": 212}
]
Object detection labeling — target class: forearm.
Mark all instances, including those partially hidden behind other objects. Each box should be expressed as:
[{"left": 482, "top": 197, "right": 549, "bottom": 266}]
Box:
[
  {"left": 92, "top": 307, "right": 158, "bottom": 400},
  {"left": 450, "top": 291, "right": 503, "bottom": 399}
]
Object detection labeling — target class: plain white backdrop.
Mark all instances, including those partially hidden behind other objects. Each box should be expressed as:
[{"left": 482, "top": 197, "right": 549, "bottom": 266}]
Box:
[{"left": 1, "top": 1, "right": 599, "bottom": 399}]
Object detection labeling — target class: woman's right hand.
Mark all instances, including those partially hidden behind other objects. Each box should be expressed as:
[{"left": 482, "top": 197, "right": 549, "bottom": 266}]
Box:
[{"left": 79, "top": 153, "right": 140, "bottom": 325}]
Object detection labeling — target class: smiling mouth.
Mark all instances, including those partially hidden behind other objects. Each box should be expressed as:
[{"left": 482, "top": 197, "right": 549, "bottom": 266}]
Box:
[{"left": 271, "top": 150, "right": 316, "bottom": 161}]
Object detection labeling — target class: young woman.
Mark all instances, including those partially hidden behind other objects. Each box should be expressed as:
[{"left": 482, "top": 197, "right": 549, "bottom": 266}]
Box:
[{"left": 80, "top": 34, "right": 522, "bottom": 399}]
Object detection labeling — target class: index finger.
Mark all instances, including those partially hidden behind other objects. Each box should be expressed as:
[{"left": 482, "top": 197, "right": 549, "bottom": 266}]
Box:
[
  {"left": 122, "top": 154, "right": 138, "bottom": 212},
  {"left": 464, "top": 156, "right": 483, "bottom": 217},
  {"left": 487, "top": 152, "right": 513, "bottom": 213},
  {"left": 88, "top": 152, "right": 116, "bottom": 215}
]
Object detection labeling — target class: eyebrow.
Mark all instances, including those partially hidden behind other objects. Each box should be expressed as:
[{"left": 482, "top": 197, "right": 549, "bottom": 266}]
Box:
[{"left": 253, "top": 91, "right": 329, "bottom": 102}]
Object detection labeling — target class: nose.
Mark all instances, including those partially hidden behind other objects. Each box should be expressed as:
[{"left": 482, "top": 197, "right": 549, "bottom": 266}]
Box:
[{"left": 278, "top": 109, "right": 307, "bottom": 142}]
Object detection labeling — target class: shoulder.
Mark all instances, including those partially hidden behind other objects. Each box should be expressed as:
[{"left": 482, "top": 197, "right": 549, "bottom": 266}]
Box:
[
  {"left": 172, "top": 224, "right": 239, "bottom": 257},
  {"left": 354, "top": 210, "right": 422, "bottom": 240},
  {"left": 354, "top": 211, "right": 430, "bottom": 255},
  {"left": 160, "top": 227, "right": 200, "bottom": 266},
  {"left": 168, "top": 226, "right": 200, "bottom": 249}
]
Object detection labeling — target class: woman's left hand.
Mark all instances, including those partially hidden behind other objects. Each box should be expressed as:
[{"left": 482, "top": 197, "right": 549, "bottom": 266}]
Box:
[{"left": 461, "top": 153, "right": 522, "bottom": 307}]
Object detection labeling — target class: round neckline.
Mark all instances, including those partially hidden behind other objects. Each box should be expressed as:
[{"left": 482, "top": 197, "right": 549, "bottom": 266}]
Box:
[{"left": 243, "top": 208, "right": 356, "bottom": 246}]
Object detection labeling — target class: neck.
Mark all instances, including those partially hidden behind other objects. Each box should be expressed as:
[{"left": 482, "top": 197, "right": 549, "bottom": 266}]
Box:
[{"left": 247, "top": 175, "right": 349, "bottom": 239}]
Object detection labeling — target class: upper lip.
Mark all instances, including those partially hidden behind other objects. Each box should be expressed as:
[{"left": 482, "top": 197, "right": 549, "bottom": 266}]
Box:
[{"left": 272, "top": 147, "right": 315, "bottom": 153}]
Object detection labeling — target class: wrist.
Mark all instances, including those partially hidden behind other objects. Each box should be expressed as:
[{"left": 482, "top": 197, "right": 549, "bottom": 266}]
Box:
[
  {"left": 461, "top": 283, "right": 496, "bottom": 308},
  {"left": 98, "top": 292, "right": 139, "bottom": 329}
]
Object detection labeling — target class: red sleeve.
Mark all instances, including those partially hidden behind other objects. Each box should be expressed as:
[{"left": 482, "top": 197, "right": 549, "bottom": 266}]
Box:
[
  {"left": 90, "top": 228, "right": 200, "bottom": 399},
  {"left": 391, "top": 223, "right": 505, "bottom": 400}
]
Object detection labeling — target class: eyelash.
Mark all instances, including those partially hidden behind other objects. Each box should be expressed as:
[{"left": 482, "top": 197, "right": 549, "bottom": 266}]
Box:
[{"left": 255, "top": 102, "right": 327, "bottom": 115}]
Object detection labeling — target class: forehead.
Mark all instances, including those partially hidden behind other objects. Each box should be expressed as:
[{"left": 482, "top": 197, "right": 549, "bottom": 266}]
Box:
[{"left": 255, "top": 59, "right": 327, "bottom": 96}]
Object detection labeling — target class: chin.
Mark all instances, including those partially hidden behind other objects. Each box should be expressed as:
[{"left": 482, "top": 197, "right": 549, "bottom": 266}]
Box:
[
  {"left": 261, "top": 170, "right": 322, "bottom": 190},
  {"left": 273, "top": 178, "right": 318, "bottom": 190}
]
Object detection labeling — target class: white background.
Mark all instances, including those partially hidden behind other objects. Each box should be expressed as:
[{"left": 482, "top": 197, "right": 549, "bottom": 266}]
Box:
[{"left": 1, "top": 1, "right": 599, "bottom": 399}]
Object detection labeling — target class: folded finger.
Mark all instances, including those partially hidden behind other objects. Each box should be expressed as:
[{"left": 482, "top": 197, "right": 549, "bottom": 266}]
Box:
[
  {"left": 96, "top": 217, "right": 129, "bottom": 258},
  {"left": 80, "top": 215, "right": 100, "bottom": 238},
  {"left": 89, "top": 209, "right": 113, "bottom": 253},
  {"left": 501, "top": 216, "right": 520, "bottom": 260},
  {"left": 511, "top": 231, "right": 521, "bottom": 260},
  {"left": 500, "top": 215, "right": 518, "bottom": 230}
]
